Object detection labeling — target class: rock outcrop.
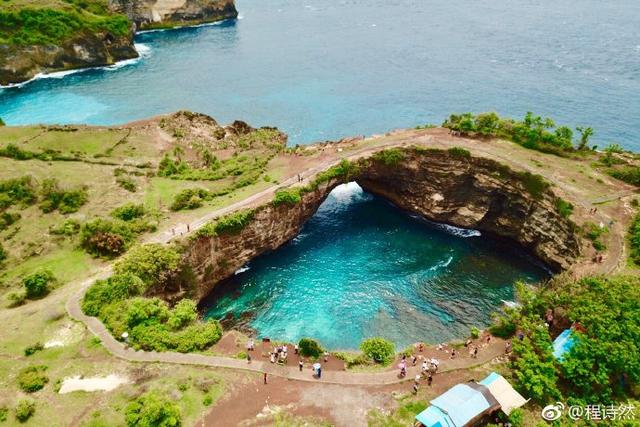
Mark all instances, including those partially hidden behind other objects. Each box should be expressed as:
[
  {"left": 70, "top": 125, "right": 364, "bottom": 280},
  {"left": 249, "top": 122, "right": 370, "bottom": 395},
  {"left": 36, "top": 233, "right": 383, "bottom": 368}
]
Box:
[
  {"left": 108, "top": 0, "right": 237, "bottom": 29},
  {"left": 178, "top": 147, "right": 581, "bottom": 301},
  {"left": 0, "top": 29, "right": 138, "bottom": 86}
]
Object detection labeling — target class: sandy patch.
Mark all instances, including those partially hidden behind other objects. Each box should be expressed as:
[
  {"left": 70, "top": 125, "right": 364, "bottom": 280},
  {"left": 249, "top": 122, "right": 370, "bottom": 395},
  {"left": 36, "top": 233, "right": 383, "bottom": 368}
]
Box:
[
  {"left": 44, "top": 321, "right": 84, "bottom": 348},
  {"left": 58, "top": 374, "right": 129, "bottom": 394}
]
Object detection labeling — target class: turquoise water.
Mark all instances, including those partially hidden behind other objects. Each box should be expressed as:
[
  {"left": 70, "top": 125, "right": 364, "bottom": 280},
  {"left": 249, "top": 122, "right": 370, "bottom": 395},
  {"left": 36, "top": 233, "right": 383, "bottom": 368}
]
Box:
[
  {"left": 1, "top": 0, "right": 639, "bottom": 149},
  {"left": 203, "top": 184, "right": 548, "bottom": 350}
]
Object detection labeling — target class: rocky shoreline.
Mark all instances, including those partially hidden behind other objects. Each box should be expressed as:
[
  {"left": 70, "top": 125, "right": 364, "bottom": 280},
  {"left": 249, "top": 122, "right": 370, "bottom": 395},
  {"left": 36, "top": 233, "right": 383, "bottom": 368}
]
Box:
[{"left": 0, "top": 0, "right": 237, "bottom": 86}]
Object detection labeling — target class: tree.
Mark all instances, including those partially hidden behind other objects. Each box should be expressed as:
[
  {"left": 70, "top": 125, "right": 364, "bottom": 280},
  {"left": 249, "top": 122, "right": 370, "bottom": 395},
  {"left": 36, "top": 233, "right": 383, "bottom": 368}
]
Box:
[
  {"left": 167, "top": 299, "right": 197, "bottom": 330},
  {"left": 113, "top": 244, "right": 181, "bottom": 290},
  {"left": 17, "top": 365, "right": 49, "bottom": 393},
  {"left": 576, "top": 126, "right": 594, "bottom": 150},
  {"left": 23, "top": 269, "right": 55, "bottom": 299},
  {"left": 298, "top": 338, "right": 323, "bottom": 358},
  {"left": 14, "top": 399, "right": 35, "bottom": 423},
  {"left": 125, "top": 392, "right": 181, "bottom": 427},
  {"left": 360, "top": 337, "right": 396, "bottom": 365}
]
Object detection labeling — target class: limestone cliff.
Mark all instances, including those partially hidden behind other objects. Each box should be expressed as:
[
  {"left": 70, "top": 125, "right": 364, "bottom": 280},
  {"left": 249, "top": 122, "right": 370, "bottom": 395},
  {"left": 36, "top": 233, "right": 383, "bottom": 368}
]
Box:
[
  {"left": 176, "top": 147, "right": 580, "bottom": 301},
  {"left": 0, "top": 29, "right": 138, "bottom": 86},
  {"left": 108, "top": 0, "right": 237, "bottom": 29}
]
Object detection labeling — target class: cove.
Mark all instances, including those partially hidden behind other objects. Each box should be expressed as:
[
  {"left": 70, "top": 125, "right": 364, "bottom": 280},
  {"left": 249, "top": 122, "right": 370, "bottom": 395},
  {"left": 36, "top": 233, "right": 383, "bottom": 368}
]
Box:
[
  {"left": 1, "top": 0, "right": 639, "bottom": 149},
  {"left": 202, "top": 183, "right": 549, "bottom": 350}
]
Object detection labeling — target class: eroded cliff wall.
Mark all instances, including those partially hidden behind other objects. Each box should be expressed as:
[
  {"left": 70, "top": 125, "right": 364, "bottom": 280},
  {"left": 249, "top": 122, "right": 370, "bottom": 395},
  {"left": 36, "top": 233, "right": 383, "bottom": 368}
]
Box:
[
  {"left": 109, "top": 0, "right": 237, "bottom": 28},
  {"left": 178, "top": 147, "right": 581, "bottom": 301},
  {"left": 0, "top": 29, "right": 137, "bottom": 86}
]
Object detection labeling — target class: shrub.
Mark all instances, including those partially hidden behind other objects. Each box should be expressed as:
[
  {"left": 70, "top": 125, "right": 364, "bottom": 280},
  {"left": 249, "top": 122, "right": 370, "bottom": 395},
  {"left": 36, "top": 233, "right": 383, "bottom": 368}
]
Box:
[
  {"left": 0, "top": 211, "right": 20, "bottom": 231},
  {"left": 17, "top": 365, "right": 49, "bottom": 392},
  {"left": 470, "top": 327, "right": 480, "bottom": 339},
  {"left": 213, "top": 209, "right": 255, "bottom": 235},
  {"left": 111, "top": 203, "right": 145, "bottom": 221},
  {"left": 373, "top": 148, "right": 405, "bottom": 166},
  {"left": 298, "top": 338, "right": 323, "bottom": 358},
  {"left": 24, "top": 342, "right": 44, "bottom": 356},
  {"left": 80, "top": 218, "right": 133, "bottom": 257},
  {"left": 583, "top": 222, "right": 607, "bottom": 251},
  {"left": 39, "top": 179, "right": 88, "bottom": 214},
  {"left": 116, "top": 176, "right": 137, "bottom": 192},
  {"left": 0, "top": 176, "right": 37, "bottom": 209},
  {"left": 447, "top": 147, "right": 471, "bottom": 159},
  {"left": 608, "top": 166, "right": 640, "bottom": 187},
  {"left": 517, "top": 171, "right": 549, "bottom": 200},
  {"left": 170, "top": 188, "right": 209, "bottom": 211},
  {"left": 629, "top": 213, "right": 640, "bottom": 266},
  {"left": 0, "top": 242, "right": 7, "bottom": 263},
  {"left": 273, "top": 188, "right": 302, "bottom": 206},
  {"left": 360, "top": 337, "right": 395, "bottom": 365},
  {"left": 113, "top": 244, "right": 181, "bottom": 290},
  {"left": 23, "top": 269, "right": 55, "bottom": 299},
  {"left": 167, "top": 299, "right": 198, "bottom": 330},
  {"left": 50, "top": 218, "right": 81, "bottom": 235},
  {"left": 14, "top": 399, "right": 35, "bottom": 423},
  {"left": 555, "top": 198, "right": 574, "bottom": 218},
  {"left": 82, "top": 273, "right": 143, "bottom": 317},
  {"left": 125, "top": 391, "right": 182, "bottom": 427}
]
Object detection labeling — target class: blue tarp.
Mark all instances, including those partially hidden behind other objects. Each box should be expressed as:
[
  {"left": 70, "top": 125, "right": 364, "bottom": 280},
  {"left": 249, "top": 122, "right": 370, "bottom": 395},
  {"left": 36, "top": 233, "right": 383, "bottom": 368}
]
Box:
[
  {"left": 479, "top": 372, "right": 501, "bottom": 386},
  {"left": 414, "top": 405, "right": 455, "bottom": 427},
  {"left": 552, "top": 329, "right": 576, "bottom": 361},
  {"left": 430, "top": 384, "right": 492, "bottom": 427}
]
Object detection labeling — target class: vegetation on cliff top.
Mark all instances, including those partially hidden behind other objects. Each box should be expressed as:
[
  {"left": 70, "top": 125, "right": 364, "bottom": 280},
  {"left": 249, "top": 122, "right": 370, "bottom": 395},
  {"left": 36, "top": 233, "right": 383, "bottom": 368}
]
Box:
[{"left": 0, "top": 1, "right": 131, "bottom": 47}]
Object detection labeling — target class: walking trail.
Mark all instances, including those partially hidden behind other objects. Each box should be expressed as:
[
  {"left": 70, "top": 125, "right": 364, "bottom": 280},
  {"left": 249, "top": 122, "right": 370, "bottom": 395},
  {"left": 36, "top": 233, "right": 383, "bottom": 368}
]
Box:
[{"left": 66, "top": 129, "right": 629, "bottom": 385}]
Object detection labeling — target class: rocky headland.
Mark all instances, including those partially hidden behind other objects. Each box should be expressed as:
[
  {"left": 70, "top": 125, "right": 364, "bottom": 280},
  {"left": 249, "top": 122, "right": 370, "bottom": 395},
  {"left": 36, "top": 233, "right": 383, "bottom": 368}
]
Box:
[{"left": 0, "top": 0, "right": 237, "bottom": 85}]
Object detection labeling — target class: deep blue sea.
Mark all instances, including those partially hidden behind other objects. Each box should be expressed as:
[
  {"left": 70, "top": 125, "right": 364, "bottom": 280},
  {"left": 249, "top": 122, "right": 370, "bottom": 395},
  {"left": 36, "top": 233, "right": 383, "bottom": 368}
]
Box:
[
  {"left": 203, "top": 184, "right": 548, "bottom": 349},
  {"left": 1, "top": 0, "right": 639, "bottom": 149}
]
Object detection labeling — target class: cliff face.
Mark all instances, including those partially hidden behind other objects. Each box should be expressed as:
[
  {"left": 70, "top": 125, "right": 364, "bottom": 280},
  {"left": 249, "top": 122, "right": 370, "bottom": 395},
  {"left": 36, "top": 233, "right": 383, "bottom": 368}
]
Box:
[
  {"left": 108, "top": 0, "right": 237, "bottom": 29},
  {"left": 0, "top": 29, "right": 138, "bottom": 86},
  {"left": 178, "top": 148, "right": 580, "bottom": 302}
]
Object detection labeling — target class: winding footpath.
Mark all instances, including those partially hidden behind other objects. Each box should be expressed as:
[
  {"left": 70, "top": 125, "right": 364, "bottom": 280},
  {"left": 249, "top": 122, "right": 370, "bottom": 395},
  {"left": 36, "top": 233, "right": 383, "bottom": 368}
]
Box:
[{"left": 66, "top": 130, "right": 628, "bottom": 385}]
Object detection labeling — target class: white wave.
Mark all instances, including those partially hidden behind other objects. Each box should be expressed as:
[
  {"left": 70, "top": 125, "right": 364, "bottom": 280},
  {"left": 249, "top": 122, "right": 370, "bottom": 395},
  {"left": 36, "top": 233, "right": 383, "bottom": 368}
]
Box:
[
  {"left": 137, "top": 18, "right": 229, "bottom": 34},
  {"left": 237, "top": 14, "right": 244, "bottom": 20},
  {"left": 329, "top": 182, "right": 363, "bottom": 202},
  {"left": 235, "top": 265, "right": 250, "bottom": 275},
  {"left": 0, "top": 43, "right": 151, "bottom": 90},
  {"left": 435, "top": 222, "right": 481, "bottom": 238}
]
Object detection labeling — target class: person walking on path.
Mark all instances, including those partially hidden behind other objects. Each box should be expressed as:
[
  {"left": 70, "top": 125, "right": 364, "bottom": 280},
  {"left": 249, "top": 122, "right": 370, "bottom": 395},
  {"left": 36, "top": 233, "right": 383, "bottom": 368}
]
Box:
[
  {"left": 473, "top": 346, "right": 478, "bottom": 359},
  {"left": 427, "top": 372, "right": 433, "bottom": 386},
  {"left": 263, "top": 372, "right": 268, "bottom": 384},
  {"left": 247, "top": 353, "right": 251, "bottom": 363},
  {"left": 299, "top": 360, "right": 303, "bottom": 372},
  {"left": 317, "top": 366, "right": 322, "bottom": 379}
]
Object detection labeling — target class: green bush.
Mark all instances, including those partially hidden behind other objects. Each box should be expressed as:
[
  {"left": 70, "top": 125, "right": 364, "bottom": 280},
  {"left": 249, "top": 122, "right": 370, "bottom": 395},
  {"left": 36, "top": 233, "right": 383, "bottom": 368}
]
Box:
[
  {"left": 14, "top": 399, "right": 35, "bottom": 423},
  {"left": 516, "top": 171, "right": 550, "bottom": 200},
  {"left": 170, "top": 188, "right": 209, "bottom": 211},
  {"left": 298, "top": 338, "right": 323, "bottom": 358},
  {"left": 470, "top": 327, "right": 480, "bottom": 339},
  {"left": 0, "top": 211, "right": 20, "bottom": 231},
  {"left": 213, "top": 209, "right": 255, "bottom": 235},
  {"left": 555, "top": 198, "right": 574, "bottom": 218},
  {"left": 167, "top": 299, "right": 198, "bottom": 330},
  {"left": 0, "top": 242, "right": 6, "bottom": 263},
  {"left": 24, "top": 342, "right": 44, "bottom": 356},
  {"left": 80, "top": 218, "right": 134, "bottom": 257},
  {"left": 447, "top": 147, "right": 471, "bottom": 159},
  {"left": 111, "top": 203, "right": 145, "bottom": 221},
  {"left": 360, "top": 337, "right": 395, "bottom": 365},
  {"left": 113, "top": 244, "right": 181, "bottom": 290},
  {"left": 125, "top": 391, "right": 182, "bottom": 427},
  {"left": 17, "top": 365, "right": 49, "bottom": 393},
  {"left": 372, "top": 148, "right": 405, "bottom": 166},
  {"left": 608, "top": 166, "right": 640, "bottom": 187},
  {"left": 116, "top": 176, "right": 137, "bottom": 192},
  {"left": 50, "top": 218, "right": 81, "bottom": 235},
  {"left": 629, "top": 213, "right": 640, "bottom": 266},
  {"left": 0, "top": 176, "right": 37, "bottom": 209},
  {"left": 39, "top": 179, "right": 88, "bottom": 214},
  {"left": 273, "top": 188, "right": 302, "bottom": 206},
  {"left": 23, "top": 269, "right": 55, "bottom": 299},
  {"left": 82, "top": 273, "right": 143, "bottom": 317}
]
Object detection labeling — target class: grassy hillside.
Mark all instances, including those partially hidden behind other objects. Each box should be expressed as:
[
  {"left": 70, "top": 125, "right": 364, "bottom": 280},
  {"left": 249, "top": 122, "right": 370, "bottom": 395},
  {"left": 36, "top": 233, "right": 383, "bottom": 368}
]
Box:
[
  {"left": 0, "top": 112, "right": 287, "bottom": 300},
  {"left": 0, "top": 0, "right": 130, "bottom": 47}
]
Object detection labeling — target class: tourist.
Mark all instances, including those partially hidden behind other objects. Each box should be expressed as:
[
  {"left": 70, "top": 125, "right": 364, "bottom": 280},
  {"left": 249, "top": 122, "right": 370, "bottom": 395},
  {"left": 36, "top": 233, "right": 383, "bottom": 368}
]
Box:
[
  {"left": 486, "top": 335, "right": 491, "bottom": 343},
  {"left": 270, "top": 352, "right": 276, "bottom": 363},
  {"left": 418, "top": 342, "right": 424, "bottom": 352},
  {"left": 411, "top": 355, "right": 417, "bottom": 366},
  {"left": 473, "top": 347, "right": 478, "bottom": 359},
  {"left": 450, "top": 349, "right": 456, "bottom": 359},
  {"left": 186, "top": 223, "right": 190, "bottom": 232},
  {"left": 427, "top": 372, "right": 433, "bottom": 386},
  {"left": 421, "top": 360, "right": 429, "bottom": 374},
  {"left": 324, "top": 351, "right": 329, "bottom": 363},
  {"left": 465, "top": 338, "right": 472, "bottom": 347},
  {"left": 299, "top": 360, "right": 303, "bottom": 372},
  {"left": 317, "top": 366, "right": 322, "bottom": 379},
  {"left": 415, "top": 374, "right": 421, "bottom": 383},
  {"left": 399, "top": 361, "right": 407, "bottom": 377},
  {"left": 247, "top": 353, "right": 251, "bottom": 363},
  {"left": 413, "top": 382, "right": 419, "bottom": 395},
  {"left": 505, "top": 341, "right": 512, "bottom": 354},
  {"left": 263, "top": 372, "right": 268, "bottom": 384},
  {"left": 294, "top": 344, "right": 299, "bottom": 355}
]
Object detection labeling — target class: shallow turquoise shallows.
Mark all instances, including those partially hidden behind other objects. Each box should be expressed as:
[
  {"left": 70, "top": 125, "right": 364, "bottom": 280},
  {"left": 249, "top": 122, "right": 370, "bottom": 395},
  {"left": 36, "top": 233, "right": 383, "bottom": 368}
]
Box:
[
  {"left": 203, "top": 184, "right": 548, "bottom": 350},
  {"left": 1, "top": 0, "right": 640, "bottom": 149}
]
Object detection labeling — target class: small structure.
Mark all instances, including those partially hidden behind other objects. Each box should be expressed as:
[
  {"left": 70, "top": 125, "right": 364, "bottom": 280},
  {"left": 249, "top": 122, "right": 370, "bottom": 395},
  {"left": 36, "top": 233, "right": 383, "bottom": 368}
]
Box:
[
  {"left": 415, "top": 373, "right": 527, "bottom": 427},
  {"left": 552, "top": 329, "right": 576, "bottom": 361}
]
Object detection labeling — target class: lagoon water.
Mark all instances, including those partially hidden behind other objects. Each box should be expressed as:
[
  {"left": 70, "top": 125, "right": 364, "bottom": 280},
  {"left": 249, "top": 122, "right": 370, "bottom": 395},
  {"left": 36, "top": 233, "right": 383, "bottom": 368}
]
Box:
[
  {"left": 1, "top": 0, "right": 639, "bottom": 149},
  {"left": 203, "top": 183, "right": 548, "bottom": 349}
]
